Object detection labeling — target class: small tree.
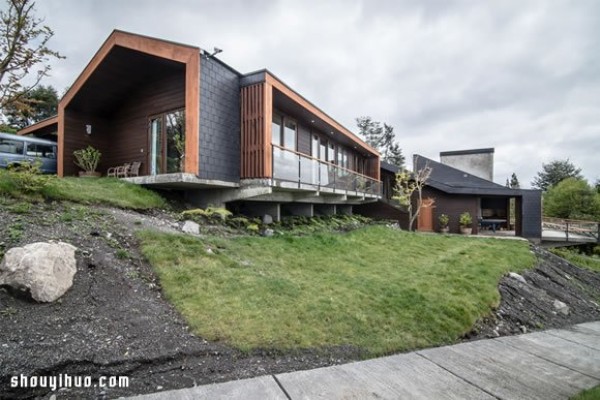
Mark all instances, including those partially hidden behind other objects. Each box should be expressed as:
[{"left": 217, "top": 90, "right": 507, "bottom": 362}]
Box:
[
  {"left": 393, "top": 157, "right": 432, "bottom": 231},
  {"left": 3, "top": 84, "right": 58, "bottom": 129},
  {"left": 356, "top": 116, "right": 383, "bottom": 149},
  {"left": 0, "top": 0, "right": 63, "bottom": 110},
  {"left": 532, "top": 159, "right": 583, "bottom": 191},
  {"left": 544, "top": 178, "right": 600, "bottom": 221}
]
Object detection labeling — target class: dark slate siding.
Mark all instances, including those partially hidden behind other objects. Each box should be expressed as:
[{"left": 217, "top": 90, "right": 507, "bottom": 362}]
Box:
[
  {"left": 423, "top": 187, "right": 479, "bottom": 234},
  {"left": 199, "top": 57, "right": 240, "bottom": 182},
  {"left": 298, "top": 123, "right": 311, "bottom": 156},
  {"left": 240, "top": 71, "right": 266, "bottom": 87},
  {"left": 521, "top": 190, "right": 542, "bottom": 239}
]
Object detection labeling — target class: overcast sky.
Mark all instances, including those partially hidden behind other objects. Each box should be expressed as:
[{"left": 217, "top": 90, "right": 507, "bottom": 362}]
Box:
[{"left": 27, "top": 0, "right": 600, "bottom": 187}]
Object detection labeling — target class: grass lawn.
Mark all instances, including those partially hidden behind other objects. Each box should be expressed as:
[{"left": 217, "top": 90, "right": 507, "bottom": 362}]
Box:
[
  {"left": 550, "top": 248, "right": 600, "bottom": 272},
  {"left": 139, "top": 226, "right": 535, "bottom": 356},
  {"left": 0, "top": 170, "right": 165, "bottom": 210},
  {"left": 572, "top": 385, "right": 600, "bottom": 400}
]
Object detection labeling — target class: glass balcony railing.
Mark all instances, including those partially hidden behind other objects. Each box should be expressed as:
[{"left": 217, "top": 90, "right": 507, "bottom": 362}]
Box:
[{"left": 272, "top": 145, "right": 381, "bottom": 196}]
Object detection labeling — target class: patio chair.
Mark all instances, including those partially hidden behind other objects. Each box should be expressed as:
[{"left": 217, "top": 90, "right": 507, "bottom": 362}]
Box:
[
  {"left": 107, "top": 164, "right": 125, "bottom": 177},
  {"left": 124, "top": 161, "right": 141, "bottom": 177}
]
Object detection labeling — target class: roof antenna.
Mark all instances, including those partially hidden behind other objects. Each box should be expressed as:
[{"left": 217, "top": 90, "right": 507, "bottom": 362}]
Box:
[{"left": 203, "top": 47, "right": 223, "bottom": 59}]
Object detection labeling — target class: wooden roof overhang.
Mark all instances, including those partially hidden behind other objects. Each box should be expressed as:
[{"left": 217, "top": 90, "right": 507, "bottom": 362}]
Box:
[{"left": 56, "top": 30, "right": 200, "bottom": 176}]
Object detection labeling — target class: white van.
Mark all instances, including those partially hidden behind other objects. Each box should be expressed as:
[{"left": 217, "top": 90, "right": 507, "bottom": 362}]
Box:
[{"left": 0, "top": 132, "right": 57, "bottom": 174}]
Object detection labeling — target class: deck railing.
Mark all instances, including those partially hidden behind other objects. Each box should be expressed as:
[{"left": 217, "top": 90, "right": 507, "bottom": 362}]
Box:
[
  {"left": 272, "top": 145, "right": 381, "bottom": 196},
  {"left": 542, "top": 217, "right": 600, "bottom": 243}
]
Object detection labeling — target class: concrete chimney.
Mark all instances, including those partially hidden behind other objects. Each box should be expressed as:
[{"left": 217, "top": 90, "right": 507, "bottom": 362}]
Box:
[{"left": 439, "top": 148, "right": 494, "bottom": 181}]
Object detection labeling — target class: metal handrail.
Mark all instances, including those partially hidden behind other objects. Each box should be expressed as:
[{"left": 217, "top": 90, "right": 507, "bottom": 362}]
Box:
[{"left": 271, "top": 145, "right": 381, "bottom": 196}]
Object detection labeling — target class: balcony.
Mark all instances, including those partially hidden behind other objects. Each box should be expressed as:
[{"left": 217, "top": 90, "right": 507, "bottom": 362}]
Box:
[{"left": 272, "top": 145, "right": 381, "bottom": 197}]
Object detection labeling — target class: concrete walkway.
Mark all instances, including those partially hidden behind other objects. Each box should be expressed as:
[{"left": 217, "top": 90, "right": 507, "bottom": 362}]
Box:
[{"left": 123, "top": 321, "right": 600, "bottom": 400}]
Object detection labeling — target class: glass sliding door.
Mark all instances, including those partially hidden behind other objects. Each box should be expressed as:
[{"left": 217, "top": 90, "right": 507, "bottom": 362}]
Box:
[
  {"left": 165, "top": 110, "right": 185, "bottom": 173},
  {"left": 149, "top": 117, "right": 163, "bottom": 175},
  {"left": 148, "top": 109, "right": 185, "bottom": 175}
]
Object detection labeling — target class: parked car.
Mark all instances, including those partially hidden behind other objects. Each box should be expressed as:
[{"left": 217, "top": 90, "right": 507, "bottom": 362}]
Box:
[{"left": 0, "top": 132, "right": 57, "bottom": 174}]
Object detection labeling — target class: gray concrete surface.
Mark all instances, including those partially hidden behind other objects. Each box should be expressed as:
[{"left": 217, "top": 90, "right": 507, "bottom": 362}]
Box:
[{"left": 123, "top": 321, "right": 600, "bottom": 400}]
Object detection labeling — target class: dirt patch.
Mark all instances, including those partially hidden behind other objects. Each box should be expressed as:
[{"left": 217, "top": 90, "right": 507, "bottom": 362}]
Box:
[{"left": 1, "top": 201, "right": 599, "bottom": 399}]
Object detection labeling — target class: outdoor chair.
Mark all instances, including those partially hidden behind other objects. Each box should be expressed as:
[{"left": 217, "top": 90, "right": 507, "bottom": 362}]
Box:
[
  {"left": 107, "top": 163, "right": 130, "bottom": 178},
  {"left": 125, "top": 161, "right": 141, "bottom": 177}
]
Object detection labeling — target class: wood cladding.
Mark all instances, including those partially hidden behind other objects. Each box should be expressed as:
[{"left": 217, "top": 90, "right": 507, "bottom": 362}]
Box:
[
  {"left": 58, "top": 30, "right": 199, "bottom": 177},
  {"left": 61, "top": 73, "right": 185, "bottom": 176},
  {"left": 241, "top": 83, "right": 271, "bottom": 178}
]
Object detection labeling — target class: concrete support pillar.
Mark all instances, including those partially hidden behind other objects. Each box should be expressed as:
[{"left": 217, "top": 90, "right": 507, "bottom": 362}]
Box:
[
  {"left": 282, "top": 203, "right": 314, "bottom": 217},
  {"left": 336, "top": 204, "right": 353, "bottom": 216},
  {"left": 314, "top": 204, "right": 335, "bottom": 216},
  {"left": 238, "top": 202, "right": 281, "bottom": 222}
]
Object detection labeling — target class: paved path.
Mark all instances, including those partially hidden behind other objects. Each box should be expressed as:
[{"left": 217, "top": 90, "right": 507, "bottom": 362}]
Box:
[{"left": 123, "top": 321, "right": 600, "bottom": 400}]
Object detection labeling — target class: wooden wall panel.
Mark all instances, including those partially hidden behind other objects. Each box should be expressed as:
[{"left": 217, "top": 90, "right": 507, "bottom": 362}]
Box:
[
  {"left": 108, "top": 73, "right": 185, "bottom": 176},
  {"left": 241, "top": 83, "right": 272, "bottom": 178},
  {"left": 62, "top": 109, "right": 110, "bottom": 176}
]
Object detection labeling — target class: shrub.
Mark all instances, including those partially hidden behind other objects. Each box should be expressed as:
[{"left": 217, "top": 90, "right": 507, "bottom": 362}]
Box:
[
  {"left": 4, "top": 161, "right": 49, "bottom": 195},
  {"left": 438, "top": 213, "right": 449, "bottom": 227},
  {"left": 73, "top": 146, "right": 101, "bottom": 172},
  {"left": 459, "top": 212, "right": 472, "bottom": 227}
]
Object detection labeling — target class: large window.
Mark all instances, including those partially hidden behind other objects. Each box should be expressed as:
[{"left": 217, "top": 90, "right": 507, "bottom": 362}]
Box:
[
  {"left": 272, "top": 113, "right": 297, "bottom": 151},
  {"left": 272, "top": 113, "right": 283, "bottom": 147},
  {"left": 149, "top": 109, "right": 185, "bottom": 175},
  {"left": 283, "top": 119, "right": 297, "bottom": 151}
]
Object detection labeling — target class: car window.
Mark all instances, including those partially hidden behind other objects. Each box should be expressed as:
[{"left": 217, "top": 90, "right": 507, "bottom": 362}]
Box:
[
  {"left": 26, "top": 143, "right": 56, "bottom": 158},
  {"left": 0, "top": 138, "right": 24, "bottom": 155}
]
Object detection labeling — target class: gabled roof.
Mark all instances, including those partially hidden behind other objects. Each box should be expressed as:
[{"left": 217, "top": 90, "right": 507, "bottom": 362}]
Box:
[{"left": 414, "top": 155, "right": 532, "bottom": 196}]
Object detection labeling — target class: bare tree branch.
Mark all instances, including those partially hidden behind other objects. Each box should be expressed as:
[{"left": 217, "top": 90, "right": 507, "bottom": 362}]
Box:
[{"left": 0, "top": 0, "right": 63, "bottom": 112}]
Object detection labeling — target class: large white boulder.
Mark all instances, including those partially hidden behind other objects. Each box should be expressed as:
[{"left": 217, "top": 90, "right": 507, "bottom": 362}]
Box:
[{"left": 0, "top": 242, "right": 77, "bottom": 302}]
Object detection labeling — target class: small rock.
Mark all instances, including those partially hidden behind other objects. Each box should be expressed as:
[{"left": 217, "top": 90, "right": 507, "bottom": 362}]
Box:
[
  {"left": 156, "top": 386, "right": 163, "bottom": 391},
  {"left": 49, "top": 395, "right": 56, "bottom": 400},
  {"left": 508, "top": 272, "right": 527, "bottom": 284},
  {"left": 181, "top": 220, "right": 200, "bottom": 235},
  {"left": 519, "top": 325, "right": 527, "bottom": 334},
  {"left": 553, "top": 299, "right": 569, "bottom": 315},
  {"left": 492, "top": 329, "right": 500, "bottom": 337},
  {"left": 262, "top": 214, "right": 273, "bottom": 225},
  {"left": 206, "top": 248, "right": 214, "bottom": 254},
  {"left": 261, "top": 228, "right": 274, "bottom": 237}
]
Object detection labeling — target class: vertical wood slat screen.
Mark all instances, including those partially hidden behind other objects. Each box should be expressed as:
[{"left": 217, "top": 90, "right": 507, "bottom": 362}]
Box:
[{"left": 241, "top": 83, "right": 272, "bottom": 178}]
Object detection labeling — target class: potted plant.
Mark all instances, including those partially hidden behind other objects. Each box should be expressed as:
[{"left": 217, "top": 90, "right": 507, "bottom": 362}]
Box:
[
  {"left": 73, "top": 145, "right": 102, "bottom": 177},
  {"left": 459, "top": 211, "right": 473, "bottom": 235},
  {"left": 439, "top": 213, "right": 450, "bottom": 233}
]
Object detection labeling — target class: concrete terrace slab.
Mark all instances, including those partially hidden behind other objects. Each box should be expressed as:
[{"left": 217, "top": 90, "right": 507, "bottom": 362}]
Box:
[
  {"left": 123, "top": 376, "right": 286, "bottom": 400},
  {"left": 418, "top": 338, "right": 599, "bottom": 400},
  {"left": 122, "top": 322, "right": 600, "bottom": 400},
  {"left": 275, "top": 352, "right": 495, "bottom": 400},
  {"left": 496, "top": 331, "right": 600, "bottom": 379}
]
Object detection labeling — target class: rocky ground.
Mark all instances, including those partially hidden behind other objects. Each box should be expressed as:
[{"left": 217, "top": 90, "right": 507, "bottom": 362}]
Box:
[{"left": 1, "top": 201, "right": 599, "bottom": 399}]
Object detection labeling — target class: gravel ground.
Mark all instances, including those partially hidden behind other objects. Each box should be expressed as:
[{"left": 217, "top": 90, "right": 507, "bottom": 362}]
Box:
[{"left": 1, "top": 201, "right": 599, "bottom": 399}]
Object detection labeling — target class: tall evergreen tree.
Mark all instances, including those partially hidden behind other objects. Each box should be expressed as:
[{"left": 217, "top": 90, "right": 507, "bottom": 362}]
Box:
[
  {"left": 531, "top": 159, "right": 583, "bottom": 191},
  {"left": 509, "top": 172, "right": 520, "bottom": 189},
  {"left": 356, "top": 117, "right": 405, "bottom": 169}
]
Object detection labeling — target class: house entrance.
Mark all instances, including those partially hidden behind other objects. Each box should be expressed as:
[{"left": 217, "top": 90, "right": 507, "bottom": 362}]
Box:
[
  {"left": 149, "top": 109, "right": 185, "bottom": 175},
  {"left": 417, "top": 197, "right": 435, "bottom": 232}
]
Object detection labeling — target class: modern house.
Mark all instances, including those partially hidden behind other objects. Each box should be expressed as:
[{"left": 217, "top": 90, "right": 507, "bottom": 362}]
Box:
[
  {"left": 21, "top": 30, "right": 381, "bottom": 220},
  {"left": 413, "top": 150, "right": 542, "bottom": 240}
]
